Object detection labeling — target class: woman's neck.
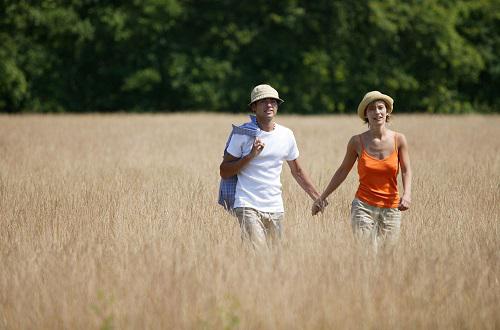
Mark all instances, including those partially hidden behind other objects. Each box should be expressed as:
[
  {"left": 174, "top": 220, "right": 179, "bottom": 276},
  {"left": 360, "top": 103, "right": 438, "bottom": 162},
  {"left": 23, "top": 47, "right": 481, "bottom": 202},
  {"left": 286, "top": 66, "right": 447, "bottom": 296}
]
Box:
[{"left": 369, "top": 124, "right": 387, "bottom": 139}]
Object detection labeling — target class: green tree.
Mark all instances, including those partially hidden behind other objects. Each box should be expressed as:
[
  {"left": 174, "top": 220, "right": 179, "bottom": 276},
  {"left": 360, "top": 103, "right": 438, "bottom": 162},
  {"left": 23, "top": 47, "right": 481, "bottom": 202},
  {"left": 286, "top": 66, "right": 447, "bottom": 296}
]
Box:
[
  {"left": 0, "top": 0, "right": 497, "bottom": 113},
  {"left": 456, "top": 0, "right": 500, "bottom": 112}
]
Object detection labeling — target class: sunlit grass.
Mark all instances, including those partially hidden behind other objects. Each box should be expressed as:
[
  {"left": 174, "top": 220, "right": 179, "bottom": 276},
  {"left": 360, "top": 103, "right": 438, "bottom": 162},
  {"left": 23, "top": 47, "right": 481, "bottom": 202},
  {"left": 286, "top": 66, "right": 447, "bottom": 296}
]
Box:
[{"left": 0, "top": 113, "right": 498, "bottom": 329}]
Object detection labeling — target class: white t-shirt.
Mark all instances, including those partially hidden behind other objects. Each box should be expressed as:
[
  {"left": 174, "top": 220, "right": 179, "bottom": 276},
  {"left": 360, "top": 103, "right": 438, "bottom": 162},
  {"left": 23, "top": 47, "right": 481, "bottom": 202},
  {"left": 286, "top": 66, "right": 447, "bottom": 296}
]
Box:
[{"left": 226, "top": 123, "right": 299, "bottom": 212}]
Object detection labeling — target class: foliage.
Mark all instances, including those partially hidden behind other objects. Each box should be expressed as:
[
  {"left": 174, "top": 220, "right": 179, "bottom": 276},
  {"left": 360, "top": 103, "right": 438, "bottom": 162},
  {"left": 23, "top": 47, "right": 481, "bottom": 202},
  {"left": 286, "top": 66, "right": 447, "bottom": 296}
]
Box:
[{"left": 0, "top": 0, "right": 498, "bottom": 113}]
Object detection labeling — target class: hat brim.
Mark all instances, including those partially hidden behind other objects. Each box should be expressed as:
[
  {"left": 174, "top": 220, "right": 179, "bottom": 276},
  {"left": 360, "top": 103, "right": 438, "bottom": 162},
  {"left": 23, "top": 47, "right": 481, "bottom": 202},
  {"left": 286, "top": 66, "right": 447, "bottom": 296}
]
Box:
[{"left": 248, "top": 97, "right": 284, "bottom": 106}]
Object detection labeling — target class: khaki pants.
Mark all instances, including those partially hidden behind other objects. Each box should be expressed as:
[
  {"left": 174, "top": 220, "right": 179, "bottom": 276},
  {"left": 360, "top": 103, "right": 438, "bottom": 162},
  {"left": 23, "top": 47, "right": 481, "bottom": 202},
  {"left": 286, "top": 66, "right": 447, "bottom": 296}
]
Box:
[
  {"left": 234, "top": 207, "right": 284, "bottom": 250},
  {"left": 350, "top": 198, "right": 402, "bottom": 253}
]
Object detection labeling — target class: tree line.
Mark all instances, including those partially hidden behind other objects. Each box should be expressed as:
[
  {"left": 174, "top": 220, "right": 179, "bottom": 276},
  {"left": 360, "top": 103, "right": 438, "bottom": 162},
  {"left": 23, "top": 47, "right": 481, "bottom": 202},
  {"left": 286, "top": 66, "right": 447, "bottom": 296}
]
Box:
[{"left": 1, "top": 0, "right": 498, "bottom": 114}]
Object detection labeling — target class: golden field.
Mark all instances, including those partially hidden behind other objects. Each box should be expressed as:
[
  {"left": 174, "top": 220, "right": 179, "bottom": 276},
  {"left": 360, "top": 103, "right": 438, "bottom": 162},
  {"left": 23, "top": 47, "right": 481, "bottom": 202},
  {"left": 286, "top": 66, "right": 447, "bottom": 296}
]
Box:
[{"left": 0, "top": 113, "right": 498, "bottom": 329}]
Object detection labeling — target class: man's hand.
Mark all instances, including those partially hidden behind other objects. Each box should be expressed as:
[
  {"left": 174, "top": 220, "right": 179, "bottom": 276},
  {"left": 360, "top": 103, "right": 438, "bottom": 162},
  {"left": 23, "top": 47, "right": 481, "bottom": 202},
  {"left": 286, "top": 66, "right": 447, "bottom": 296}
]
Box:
[
  {"left": 312, "top": 198, "right": 328, "bottom": 216},
  {"left": 249, "top": 138, "right": 265, "bottom": 158}
]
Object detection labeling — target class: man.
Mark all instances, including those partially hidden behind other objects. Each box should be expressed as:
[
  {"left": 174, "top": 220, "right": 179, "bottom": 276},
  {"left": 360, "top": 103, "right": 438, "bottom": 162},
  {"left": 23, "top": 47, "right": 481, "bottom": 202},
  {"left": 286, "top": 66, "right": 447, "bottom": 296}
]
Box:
[{"left": 220, "top": 84, "right": 324, "bottom": 249}]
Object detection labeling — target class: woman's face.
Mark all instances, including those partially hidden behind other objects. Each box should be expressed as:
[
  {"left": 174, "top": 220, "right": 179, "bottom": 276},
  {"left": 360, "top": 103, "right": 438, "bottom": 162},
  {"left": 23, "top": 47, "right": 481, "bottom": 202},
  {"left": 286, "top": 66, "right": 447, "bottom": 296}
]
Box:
[{"left": 365, "top": 100, "right": 387, "bottom": 124}]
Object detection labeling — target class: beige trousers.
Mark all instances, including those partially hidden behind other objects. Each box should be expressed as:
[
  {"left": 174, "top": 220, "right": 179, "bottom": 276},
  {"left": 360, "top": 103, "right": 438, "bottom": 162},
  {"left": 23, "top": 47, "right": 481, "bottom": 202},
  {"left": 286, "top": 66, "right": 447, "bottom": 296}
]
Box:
[
  {"left": 350, "top": 198, "right": 402, "bottom": 253},
  {"left": 234, "top": 207, "right": 284, "bottom": 250}
]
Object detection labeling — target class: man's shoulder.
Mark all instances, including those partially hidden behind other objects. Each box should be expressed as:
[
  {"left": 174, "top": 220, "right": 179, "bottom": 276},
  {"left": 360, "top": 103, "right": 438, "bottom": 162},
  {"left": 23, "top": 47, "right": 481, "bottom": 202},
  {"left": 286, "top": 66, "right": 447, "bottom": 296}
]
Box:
[
  {"left": 230, "top": 131, "right": 252, "bottom": 141},
  {"left": 275, "top": 123, "right": 294, "bottom": 135}
]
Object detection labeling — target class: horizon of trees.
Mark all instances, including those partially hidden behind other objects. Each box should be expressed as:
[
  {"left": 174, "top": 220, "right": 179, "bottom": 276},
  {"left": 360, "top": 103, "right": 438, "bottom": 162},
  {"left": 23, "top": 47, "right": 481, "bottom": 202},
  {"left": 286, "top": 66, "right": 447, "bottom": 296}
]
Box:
[{"left": 1, "top": 0, "right": 498, "bottom": 114}]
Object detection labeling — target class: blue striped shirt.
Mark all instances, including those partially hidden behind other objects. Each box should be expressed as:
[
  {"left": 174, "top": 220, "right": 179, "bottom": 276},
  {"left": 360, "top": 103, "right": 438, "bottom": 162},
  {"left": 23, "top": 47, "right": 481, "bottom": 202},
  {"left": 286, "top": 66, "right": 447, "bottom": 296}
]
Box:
[{"left": 218, "top": 115, "right": 260, "bottom": 210}]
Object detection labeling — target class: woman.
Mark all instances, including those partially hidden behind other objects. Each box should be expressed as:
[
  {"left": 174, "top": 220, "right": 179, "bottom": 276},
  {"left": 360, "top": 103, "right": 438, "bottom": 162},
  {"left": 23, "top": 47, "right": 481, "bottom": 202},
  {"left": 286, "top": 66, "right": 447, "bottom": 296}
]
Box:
[{"left": 313, "top": 91, "right": 412, "bottom": 251}]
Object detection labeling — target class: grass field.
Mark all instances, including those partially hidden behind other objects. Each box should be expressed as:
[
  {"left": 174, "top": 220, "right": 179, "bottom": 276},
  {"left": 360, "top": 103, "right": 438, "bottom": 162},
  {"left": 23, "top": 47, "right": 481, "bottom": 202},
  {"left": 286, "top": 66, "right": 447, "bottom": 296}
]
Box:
[{"left": 0, "top": 113, "right": 499, "bottom": 329}]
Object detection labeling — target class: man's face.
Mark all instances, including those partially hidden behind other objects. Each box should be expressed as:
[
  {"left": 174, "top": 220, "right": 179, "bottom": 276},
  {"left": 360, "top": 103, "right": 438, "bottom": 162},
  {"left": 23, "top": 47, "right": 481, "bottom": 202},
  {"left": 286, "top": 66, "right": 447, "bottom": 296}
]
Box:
[{"left": 252, "top": 98, "right": 278, "bottom": 119}]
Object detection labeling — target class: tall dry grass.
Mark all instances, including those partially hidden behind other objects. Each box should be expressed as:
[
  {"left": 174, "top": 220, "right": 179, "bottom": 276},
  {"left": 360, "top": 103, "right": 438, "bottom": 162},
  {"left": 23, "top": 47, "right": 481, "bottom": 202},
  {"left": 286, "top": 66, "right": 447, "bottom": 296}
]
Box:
[{"left": 0, "top": 113, "right": 498, "bottom": 329}]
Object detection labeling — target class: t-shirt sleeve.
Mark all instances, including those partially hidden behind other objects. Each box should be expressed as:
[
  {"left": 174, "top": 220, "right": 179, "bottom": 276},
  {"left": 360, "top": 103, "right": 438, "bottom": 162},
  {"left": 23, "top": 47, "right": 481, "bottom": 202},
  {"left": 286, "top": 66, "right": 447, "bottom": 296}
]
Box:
[
  {"left": 226, "top": 134, "right": 246, "bottom": 158},
  {"left": 286, "top": 131, "right": 300, "bottom": 161}
]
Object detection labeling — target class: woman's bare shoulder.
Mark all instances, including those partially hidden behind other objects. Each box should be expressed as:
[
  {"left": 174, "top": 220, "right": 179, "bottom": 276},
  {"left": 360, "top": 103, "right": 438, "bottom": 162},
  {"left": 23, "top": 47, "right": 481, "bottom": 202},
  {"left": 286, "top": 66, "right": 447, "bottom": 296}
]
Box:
[
  {"left": 347, "top": 134, "right": 363, "bottom": 155},
  {"left": 392, "top": 131, "right": 408, "bottom": 146},
  {"left": 348, "top": 134, "right": 361, "bottom": 145}
]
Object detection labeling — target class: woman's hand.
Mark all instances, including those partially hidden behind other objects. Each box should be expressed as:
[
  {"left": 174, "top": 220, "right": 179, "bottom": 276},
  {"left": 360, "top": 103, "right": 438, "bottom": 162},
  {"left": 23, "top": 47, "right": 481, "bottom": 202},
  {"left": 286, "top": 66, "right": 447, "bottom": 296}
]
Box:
[{"left": 398, "top": 195, "right": 411, "bottom": 211}]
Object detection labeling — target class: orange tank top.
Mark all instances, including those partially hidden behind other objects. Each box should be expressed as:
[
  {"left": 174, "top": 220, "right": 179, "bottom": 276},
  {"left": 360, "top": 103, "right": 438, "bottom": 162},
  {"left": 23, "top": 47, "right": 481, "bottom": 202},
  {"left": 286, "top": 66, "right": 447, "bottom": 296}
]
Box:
[{"left": 355, "top": 134, "right": 399, "bottom": 208}]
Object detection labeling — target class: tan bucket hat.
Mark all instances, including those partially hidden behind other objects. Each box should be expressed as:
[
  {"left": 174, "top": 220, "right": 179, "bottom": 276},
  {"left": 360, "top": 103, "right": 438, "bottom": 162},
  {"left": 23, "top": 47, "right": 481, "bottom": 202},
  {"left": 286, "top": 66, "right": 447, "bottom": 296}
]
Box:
[
  {"left": 357, "top": 91, "right": 394, "bottom": 120},
  {"left": 249, "top": 84, "right": 284, "bottom": 106}
]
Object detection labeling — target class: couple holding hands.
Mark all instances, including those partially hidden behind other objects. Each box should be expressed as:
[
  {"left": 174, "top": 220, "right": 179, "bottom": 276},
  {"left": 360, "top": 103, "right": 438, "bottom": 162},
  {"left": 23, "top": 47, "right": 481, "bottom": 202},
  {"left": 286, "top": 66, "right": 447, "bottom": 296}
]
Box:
[{"left": 219, "top": 84, "right": 412, "bottom": 252}]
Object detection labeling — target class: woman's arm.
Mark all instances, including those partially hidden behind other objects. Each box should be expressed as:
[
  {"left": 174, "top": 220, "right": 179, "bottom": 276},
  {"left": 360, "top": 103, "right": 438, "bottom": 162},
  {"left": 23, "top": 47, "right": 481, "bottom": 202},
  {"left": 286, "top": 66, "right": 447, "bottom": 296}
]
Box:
[
  {"left": 397, "top": 133, "right": 412, "bottom": 211},
  {"left": 312, "top": 136, "right": 358, "bottom": 215}
]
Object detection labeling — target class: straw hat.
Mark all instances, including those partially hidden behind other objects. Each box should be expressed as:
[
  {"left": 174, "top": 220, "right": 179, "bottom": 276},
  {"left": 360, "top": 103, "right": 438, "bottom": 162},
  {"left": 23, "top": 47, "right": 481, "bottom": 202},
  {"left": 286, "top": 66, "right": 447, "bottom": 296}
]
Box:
[
  {"left": 249, "top": 84, "right": 284, "bottom": 106},
  {"left": 357, "top": 91, "right": 394, "bottom": 120}
]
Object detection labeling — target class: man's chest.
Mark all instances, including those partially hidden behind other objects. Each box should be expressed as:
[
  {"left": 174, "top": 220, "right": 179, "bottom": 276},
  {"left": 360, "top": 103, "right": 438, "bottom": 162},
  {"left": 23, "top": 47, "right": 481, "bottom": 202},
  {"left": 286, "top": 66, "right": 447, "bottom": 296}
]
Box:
[{"left": 242, "top": 134, "right": 289, "bottom": 158}]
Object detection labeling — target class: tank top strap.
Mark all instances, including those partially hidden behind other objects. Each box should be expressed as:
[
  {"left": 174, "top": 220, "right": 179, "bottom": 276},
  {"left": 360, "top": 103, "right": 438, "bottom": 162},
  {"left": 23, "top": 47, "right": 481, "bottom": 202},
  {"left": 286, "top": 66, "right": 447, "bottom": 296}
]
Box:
[
  {"left": 394, "top": 133, "right": 398, "bottom": 154},
  {"left": 358, "top": 134, "right": 364, "bottom": 151}
]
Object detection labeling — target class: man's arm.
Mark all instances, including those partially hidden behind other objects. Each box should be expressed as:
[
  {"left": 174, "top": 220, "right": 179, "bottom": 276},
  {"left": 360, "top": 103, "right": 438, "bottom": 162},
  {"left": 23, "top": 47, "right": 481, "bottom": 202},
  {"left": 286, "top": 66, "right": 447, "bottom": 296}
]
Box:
[
  {"left": 287, "top": 158, "right": 321, "bottom": 201},
  {"left": 219, "top": 138, "right": 264, "bottom": 179}
]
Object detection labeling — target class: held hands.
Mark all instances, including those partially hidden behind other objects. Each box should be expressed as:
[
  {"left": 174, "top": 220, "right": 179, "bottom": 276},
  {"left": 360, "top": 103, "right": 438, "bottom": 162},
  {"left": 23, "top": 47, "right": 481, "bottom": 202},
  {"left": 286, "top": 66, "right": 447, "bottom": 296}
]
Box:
[
  {"left": 398, "top": 195, "right": 411, "bottom": 211},
  {"left": 312, "top": 198, "right": 328, "bottom": 216}
]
